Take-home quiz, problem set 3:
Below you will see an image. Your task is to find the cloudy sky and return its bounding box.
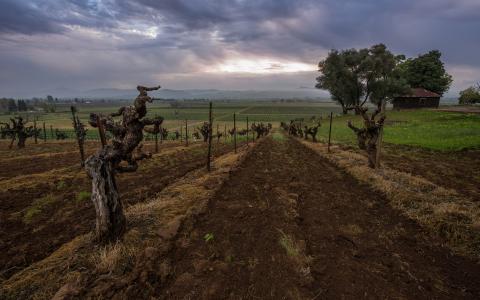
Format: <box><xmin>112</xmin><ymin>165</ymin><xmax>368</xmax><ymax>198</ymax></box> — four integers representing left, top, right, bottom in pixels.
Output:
<box><xmin>0</xmin><ymin>0</ymin><xmax>479</xmax><ymax>98</ymax></box>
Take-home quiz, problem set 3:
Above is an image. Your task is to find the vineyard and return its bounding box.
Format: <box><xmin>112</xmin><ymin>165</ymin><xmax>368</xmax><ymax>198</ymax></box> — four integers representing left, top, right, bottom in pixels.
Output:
<box><xmin>1</xmin><ymin>99</ymin><xmax>480</xmax><ymax>299</ymax></box>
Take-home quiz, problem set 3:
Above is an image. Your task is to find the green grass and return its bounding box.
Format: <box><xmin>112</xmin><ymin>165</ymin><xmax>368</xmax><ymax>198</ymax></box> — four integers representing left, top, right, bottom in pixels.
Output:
<box><xmin>76</xmin><ymin>191</ymin><xmax>91</xmax><ymax>203</ymax></box>
<box><xmin>272</xmin><ymin>132</ymin><xmax>286</xmax><ymax>141</ymax></box>
<box><xmin>2</xmin><ymin>101</ymin><xmax>478</xmax><ymax>151</ymax></box>
<box><xmin>316</xmin><ymin>110</ymin><xmax>480</xmax><ymax>151</ymax></box>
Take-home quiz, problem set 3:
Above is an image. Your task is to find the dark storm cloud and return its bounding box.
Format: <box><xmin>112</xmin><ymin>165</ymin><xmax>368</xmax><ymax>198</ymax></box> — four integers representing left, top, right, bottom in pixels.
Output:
<box><xmin>0</xmin><ymin>0</ymin><xmax>63</xmax><ymax>34</ymax></box>
<box><xmin>0</xmin><ymin>0</ymin><xmax>479</xmax><ymax>97</ymax></box>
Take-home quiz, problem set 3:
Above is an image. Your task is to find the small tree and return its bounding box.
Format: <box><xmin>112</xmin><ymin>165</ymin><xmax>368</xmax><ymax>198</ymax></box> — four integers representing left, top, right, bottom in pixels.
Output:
<box><xmin>459</xmin><ymin>84</ymin><xmax>480</xmax><ymax>104</ymax></box>
<box><xmin>85</xmin><ymin>85</ymin><xmax>163</xmax><ymax>243</ymax></box>
<box><xmin>7</xmin><ymin>99</ymin><xmax>17</xmax><ymax>112</ymax></box>
<box><xmin>17</xmin><ymin>100</ymin><xmax>28</xmax><ymax>111</ymax></box>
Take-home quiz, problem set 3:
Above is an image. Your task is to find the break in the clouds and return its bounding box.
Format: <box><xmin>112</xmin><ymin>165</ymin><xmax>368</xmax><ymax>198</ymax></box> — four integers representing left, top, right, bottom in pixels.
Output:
<box><xmin>0</xmin><ymin>0</ymin><xmax>479</xmax><ymax>98</ymax></box>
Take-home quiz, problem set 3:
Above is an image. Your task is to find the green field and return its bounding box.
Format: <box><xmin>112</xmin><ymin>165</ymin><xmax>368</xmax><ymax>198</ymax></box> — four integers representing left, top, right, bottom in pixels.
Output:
<box><xmin>1</xmin><ymin>101</ymin><xmax>479</xmax><ymax>150</ymax></box>
<box><xmin>316</xmin><ymin>110</ymin><xmax>480</xmax><ymax>151</ymax></box>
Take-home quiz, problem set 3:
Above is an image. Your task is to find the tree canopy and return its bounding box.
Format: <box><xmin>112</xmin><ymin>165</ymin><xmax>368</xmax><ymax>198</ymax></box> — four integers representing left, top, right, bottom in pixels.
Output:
<box><xmin>459</xmin><ymin>85</ymin><xmax>480</xmax><ymax>104</ymax></box>
<box><xmin>398</xmin><ymin>50</ymin><xmax>452</xmax><ymax>96</ymax></box>
<box><xmin>316</xmin><ymin>44</ymin><xmax>408</xmax><ymax>114</ymax></box>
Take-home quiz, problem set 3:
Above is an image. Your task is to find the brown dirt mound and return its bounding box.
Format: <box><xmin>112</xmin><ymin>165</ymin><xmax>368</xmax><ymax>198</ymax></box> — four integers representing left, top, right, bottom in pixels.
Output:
<box><xmin>157</xmin><ymin>136</ymin><xmax>480</xmax><ymax>299</ymax></box>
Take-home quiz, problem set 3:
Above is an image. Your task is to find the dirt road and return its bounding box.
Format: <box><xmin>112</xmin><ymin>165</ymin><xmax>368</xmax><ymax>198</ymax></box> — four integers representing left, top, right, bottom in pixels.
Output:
<box><xmin>158</xmin><ymin>135</ymin><xmax>480</xmax><ymax>299</ymax></box>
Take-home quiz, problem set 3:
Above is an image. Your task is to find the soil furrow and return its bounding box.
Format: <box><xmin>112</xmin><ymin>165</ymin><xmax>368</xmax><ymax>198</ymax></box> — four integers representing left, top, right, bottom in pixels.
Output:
<box><xmin>0</xmin><ymin>142</ymin><xmax>238</xmax><ymax>280</ymax></box>
<box><xmin>157</xmin><ymin>135</ymin><xmax>480</xmax><ymax>299</ymax></box>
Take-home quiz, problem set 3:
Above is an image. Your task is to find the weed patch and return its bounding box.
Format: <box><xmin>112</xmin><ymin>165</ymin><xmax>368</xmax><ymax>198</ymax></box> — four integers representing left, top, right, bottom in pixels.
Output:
<box><xmin>76</xmin><ymin>191</ymin><xmax>91</xmax><ymax>203</ymax></box>
<box><xmin>23</xmin><ymin>194</ymin><xmax>57</xmax><ymax>224</ymax></box>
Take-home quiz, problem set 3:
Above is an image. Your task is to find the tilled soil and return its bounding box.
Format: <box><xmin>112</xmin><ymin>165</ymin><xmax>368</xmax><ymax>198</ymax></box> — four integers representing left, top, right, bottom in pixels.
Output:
<box><xmin>381</xmin><ymin>145</ymin><xmax>480</xmax><ymax>201</ymax></box>
<box><xmin>159</xmin><ymin>136</ymin><xmax>480</xmax><ymax>299</ymax></box>
<box><xmin>0</xmin><ymin>141</ymin><xmax>237</xmax><ymax>279</ymax></box>
<box><xmin>0</xmin><ymin>141</ymin><xmax>184</xmax><ymax>180</ymax></box>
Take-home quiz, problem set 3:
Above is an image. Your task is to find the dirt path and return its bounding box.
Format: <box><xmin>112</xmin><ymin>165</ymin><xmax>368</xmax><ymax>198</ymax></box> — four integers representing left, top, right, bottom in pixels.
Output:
<box><xmin>158</xmin><ymin>135</ymin><xmax>480</xmax><ymax>299</ymax></box>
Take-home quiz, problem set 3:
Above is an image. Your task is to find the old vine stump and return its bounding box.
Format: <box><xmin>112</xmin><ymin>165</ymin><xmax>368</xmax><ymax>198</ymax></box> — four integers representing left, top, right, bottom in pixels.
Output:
<box><xmin>85</xmin><ymin>151</ymin><xmax>126</xmax><ymax>242</ymax></box>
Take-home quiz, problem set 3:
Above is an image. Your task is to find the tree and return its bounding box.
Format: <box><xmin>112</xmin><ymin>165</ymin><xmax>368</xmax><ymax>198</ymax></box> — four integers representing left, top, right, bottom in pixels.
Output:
<box><xmin>399</xmin><ymin>50</ymin><xmax>452</xmax><ymax>95</ymax></box>
<box><xmin>42</xmin><ymin>102</ymin><xmax>56</xmax><ymax>113</ymax></box>
<box><xmin>459</xmin><ymin>84</ymin><xmax>480</xmax><ymax>104</ymax></box>
<box><xmin>316</xmin><ymin>49</ymin><xmax>363</xmax><ymax>114</ymax></box>
<box><xmin>7</xmin><ymin>99</ymin><xmax>17</xmax><ymax>112</ymax></box>
<box><xmin>316</xmin><ymin>44</ymin><xmax>408</xmax><ymax>114</ymax></box>
<box><xmin>17</xmin><ymin>100</ymin><xmax>27</xmax><ymax>111</ymax></box>
<box><xmin>46</xmin><ymin>95</ymin><xmax>54</xmax><ymax>102</ymax></box>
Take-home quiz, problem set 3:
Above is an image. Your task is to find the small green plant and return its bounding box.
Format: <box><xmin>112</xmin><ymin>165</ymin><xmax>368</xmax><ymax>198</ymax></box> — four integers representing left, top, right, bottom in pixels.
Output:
<box><xmin>278</xmin><ymin>230</ymin><xmax>299</xmax><ymax>257</ymax></box>
<box><xmin>23</xmin><ymin>194</ymin><xmax>57</xmax><ymax>224</ymax></box>
<box><xmin>76</xmin><ymin>191</ymin><xmax>91</xmax><ymax>203</ymax></box>
<box><xmin>56</xmin><ymin>180</ymin><xmax>66</xmax><ymax>190</ymax></box>
<box><xmin>204</xmin><ymin>233</ymin><xmax>214</xmax><ymax>243</ymax></box>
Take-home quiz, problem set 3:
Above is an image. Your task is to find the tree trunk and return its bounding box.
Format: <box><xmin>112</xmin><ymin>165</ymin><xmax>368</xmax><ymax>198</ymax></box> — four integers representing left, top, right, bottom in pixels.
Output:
<box><xmin>85</xmin><ymin>154</ymin><xmax>126</xmax><ymax>243</ymax></box>
<box><xmin>366</xmin><ymin>143</ymin><xmax>377</xmax><ymax>168</ymax></box>
<box><xmin>17</xmin><ymin>135</ymin><xmax>26</xmax><ymax>148</ymax></box>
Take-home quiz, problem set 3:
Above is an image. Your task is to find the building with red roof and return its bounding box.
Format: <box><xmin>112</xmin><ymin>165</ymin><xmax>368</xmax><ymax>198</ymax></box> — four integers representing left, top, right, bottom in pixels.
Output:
<box><xmin>393</xmin><ymin>88</ymin><xmax>441</xmax><ymax>109</ymax></box>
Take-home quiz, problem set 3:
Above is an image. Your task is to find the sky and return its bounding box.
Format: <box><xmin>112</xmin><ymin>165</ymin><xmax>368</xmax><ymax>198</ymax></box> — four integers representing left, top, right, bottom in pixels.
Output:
<box><xmin>0</xmin><ymin>0</ymin><xmax>479</xmax><ymax>98</ymax></box>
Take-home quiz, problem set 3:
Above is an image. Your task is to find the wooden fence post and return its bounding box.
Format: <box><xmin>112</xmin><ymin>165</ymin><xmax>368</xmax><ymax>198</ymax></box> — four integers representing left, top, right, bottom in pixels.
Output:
<box><xmin>246</xmin><ymin>116</ymin><xmax>249</xmax><ymax>146</ymax></box>
<box><xmin>50</xmin><ymin>125</ymin><xmax>53</xmax><ymax>139</ymax></box>
<box><xmin>375</xmin><ymin>100</ymin><xmax>387</xmax><ymax>168</ymax></box>
<box><xmin>71</xmin><ymin>106</ymin><xmax>85</xmax><ymax>166</ymax></box>
<box><xmin>224</xmin><ymin>123</ymin><xmax>227</xmax><ymax>143</ymax></box>
<box><xmin>96</xmin><ymin>115</ymin><xmax>107</xmax><ymax>148</ymax></box>
<box><xmin>33</xmin><ymin>118</ymin><xmax>38</xmax><ymax>144</ymax></box>
<box><xmin>43</xmin><ymin>122</ymin><xmax>47</xmax><ymax>142</ymax></box>
<box><xmin>207</xmin><ymin>102</ymin><xmax>213</xmax><ymax>171</ymax></box>
<box><xmin>185</xmin><ymin>119</ymin><xmax>189</xmax><ymax>147</ymax></box>
<box><xmin>328</xmin><ymin>112</ymin><xmax>333</xmax><ymax>153</ymax></box>
<box><xmin>180</xmin><ymin>126</ymin><xmax>183</xmax><ymax>142</ymax></box>
<box><xmin>161</xmin><ymin>125</ymin><xmax>164</xmax><ymax>144</ymax></box>
<box><xmin>233</xmin><ymin>113</ymin><xmax>237</xmax><ymax>153</ymax></box>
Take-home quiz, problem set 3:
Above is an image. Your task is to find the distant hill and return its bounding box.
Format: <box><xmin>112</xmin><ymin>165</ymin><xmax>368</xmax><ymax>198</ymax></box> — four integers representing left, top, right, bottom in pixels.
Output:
<box><xmin>54</xmin><ymin>88</ymin><xmax>330</xmax><ymax>101</ymax></box>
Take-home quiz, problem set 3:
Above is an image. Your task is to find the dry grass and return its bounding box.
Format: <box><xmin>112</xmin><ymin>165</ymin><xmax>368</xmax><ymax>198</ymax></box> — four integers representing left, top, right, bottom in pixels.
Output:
<box><xmin>278</xmin><ymin>229</ymin><xmax>313</xmax><ymax>279</ymax></box>
<box><xmin>301</xmin><ymin>140</ymin><xmax>480</xmax><ymax>260</ymax></box>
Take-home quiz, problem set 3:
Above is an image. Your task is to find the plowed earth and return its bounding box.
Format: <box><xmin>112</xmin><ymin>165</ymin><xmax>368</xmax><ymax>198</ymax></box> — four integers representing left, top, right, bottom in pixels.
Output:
<box><xmin>158</xmin><ymin>136</ymin><xmax>480</xmax><ymax>299</ymax></box>
<box><xmin>0</xmin><ymin>141</ymin><xmax>237</xmax><ymax>280</ymax></box>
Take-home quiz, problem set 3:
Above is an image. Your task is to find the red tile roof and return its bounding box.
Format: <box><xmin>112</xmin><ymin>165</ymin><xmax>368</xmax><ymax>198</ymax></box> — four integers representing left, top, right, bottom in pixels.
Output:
<box><xmin>403</xmin><ymin>88</ymin><xmax>441</xmax><ymax>98</ymax></box>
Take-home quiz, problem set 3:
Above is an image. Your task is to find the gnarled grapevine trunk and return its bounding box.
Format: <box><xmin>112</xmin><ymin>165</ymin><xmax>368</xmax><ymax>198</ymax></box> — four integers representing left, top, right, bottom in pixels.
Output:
<box><xmin>85</xmin><ymin>152</ymin><xmax>126</xmax><ymax>243</ymax></box>
<box><xmin>347</xmin><ymin>105</ymin><xmax>385</xmax><ymax>169</ymax></box>
<box><xmin>85</xmin><ymin>85</ymin><xmax>163</xmax><ymax>243</ymax></box>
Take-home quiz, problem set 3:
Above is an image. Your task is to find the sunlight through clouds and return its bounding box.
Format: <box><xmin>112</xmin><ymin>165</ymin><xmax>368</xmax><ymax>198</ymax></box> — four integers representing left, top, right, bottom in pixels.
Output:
<box><xmin>212</xmin><ymin>59</ymin><xmax>315</xmax><ymax>74</ymax></box>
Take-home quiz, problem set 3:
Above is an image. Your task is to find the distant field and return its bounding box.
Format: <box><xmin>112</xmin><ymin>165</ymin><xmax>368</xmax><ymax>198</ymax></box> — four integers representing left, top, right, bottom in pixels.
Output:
<box><xmin>1</xmin><ymin>101</ymin><xmax>479</xmax><ymax>150</ymax></box>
